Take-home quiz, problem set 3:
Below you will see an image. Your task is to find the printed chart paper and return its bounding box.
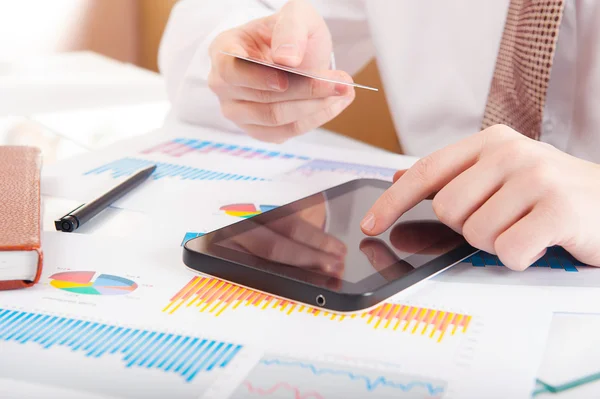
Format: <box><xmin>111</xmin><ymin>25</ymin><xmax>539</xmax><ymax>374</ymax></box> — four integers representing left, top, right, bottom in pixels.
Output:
<box><xmin>0</xmin><ymin>233</ymin><xmax>552</xmax><ymax>399</ymax></box>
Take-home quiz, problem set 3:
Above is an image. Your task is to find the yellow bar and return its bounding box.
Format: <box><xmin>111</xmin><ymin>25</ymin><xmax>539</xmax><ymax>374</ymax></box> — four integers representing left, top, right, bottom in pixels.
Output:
<box><xmin>167</xmin><ymin>278</ymin><xmax>206</xmax><ymax>314</ymax></box>
<box><xmin>384</xmin><ymin>305</ymin><xmax>401</xmax><ymax>329</ymax></box>
<box><xmin>199</xmin><ymin>281</ymin><xmax>226</xmax><ymax>312</ymax></box>
<box><xmin>163</xmin><ymin>277</ymin><xmax>200</xmax><ymax>312</ymax></box>
<box><xmin>215</xmin><ymin>287</ymin><xmax>241</xmax><ymax>317</ymax></box>
<box><xmin>287</xmin><ymin>304</ymin><xmax>297</xmax><ymax>315</ymax></box>
<box><xmin>403</xmin><ymin>307</ymin><xmax>419</xmax><ymax>331</ymax></box>
<box><xmin>437</xmin><ymin>312</ymin><xmax>453</xmax><ymax>343</ymax></box>
<box><xmin>374</xmin><ymin>304</ymin><xmax>392</xmax><ymax>329</ymax></box>
<box><xmin>254</xmin><ymin>294</ymin><xmax>267</xmax><ymax>308</ymax></box>
<box><xmin>230</xmin><ymin>288</ymin><xmax>249</xmax><ymax>309</ymax></box>
<box><xmin>261</xmin><ymin>297</ymin><xmax>272</xmax><ymax>309</ymax></box>
<box><xmin>463</xmin><ymin>315</ymin><xmax>472</xmax><ymax>333</ymax></box>
<box><xmin>194</xmin><ymin>279</ymin><xmax>219</xmax><ymax>307</ymax></box>
<box><xmin>244</xmin><ymin>291</ymin><xmax>258</xmax><ymax>307</ymax></box>
<box><xmin>412</xmin><ymin>308</ymin><xmax>428</xmax><ymax>334</ymax></box>
<box><xmin>421</xmin><ymin>310</ymin><xmax>436</xmax><ymax>335</ymax></box>
<box><xmin>185</xmin><ymin>278</ymin><xmax>210</xmax><ymax>308</ymax></box>
<box><xmin>393</xmin><ymin>306</ymin><xmax>409</xmax><ymax>331</ymax></box>
<box><xmin>430</xmin><ymin>311</ymin><xmax>446</xmax><ymax>338</ymax></box>
<box><xmin>211</xmin><ymin>285</ymin><xmax>238</xmax><ymax>314</ymax></box>
<box><xmin>452</xmin><ymin>314</ymin><xmax>464</xmax><ymax>335</ymax></box>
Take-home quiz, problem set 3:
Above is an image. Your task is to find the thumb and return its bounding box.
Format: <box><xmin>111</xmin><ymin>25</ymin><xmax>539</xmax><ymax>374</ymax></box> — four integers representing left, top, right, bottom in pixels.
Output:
<box><xmin>271</xmin><ymin>0</ymin><xmax>320</xmax><ymax>67</ymax></box>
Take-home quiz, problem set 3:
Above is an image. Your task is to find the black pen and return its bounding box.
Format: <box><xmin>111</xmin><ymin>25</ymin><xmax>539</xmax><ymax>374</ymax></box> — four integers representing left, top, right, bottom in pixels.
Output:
<box><xmin>55</xmin><ymin>164</ymin><xmax>157</xmax><ymax>232</ymax></box>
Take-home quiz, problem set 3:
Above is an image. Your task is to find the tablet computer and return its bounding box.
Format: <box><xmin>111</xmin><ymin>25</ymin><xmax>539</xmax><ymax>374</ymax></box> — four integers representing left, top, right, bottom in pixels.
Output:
<box><xmin>183</xmin><ymin>179</ymin><xmax>476</xmax><ymax>313</ymax></box>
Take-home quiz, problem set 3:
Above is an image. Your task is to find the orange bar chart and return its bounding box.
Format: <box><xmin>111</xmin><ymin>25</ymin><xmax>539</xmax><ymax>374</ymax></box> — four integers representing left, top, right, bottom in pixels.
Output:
<box><xmin>163</xmin><ymin>277</ymin><xmax>472</xmax><ymax>343</ymax></box>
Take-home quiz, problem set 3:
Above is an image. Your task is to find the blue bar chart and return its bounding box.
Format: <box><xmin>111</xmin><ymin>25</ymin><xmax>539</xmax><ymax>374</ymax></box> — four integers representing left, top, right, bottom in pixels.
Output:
<box><xmin>465</xmin><ymin>247</ymin><xmax>584</xmax><ymax>272</ymax></box>
<box><xmin>181</xmin><ymin>232</ymin><xmax>205</xmax><ymax>246</ymax></box>
<box><xmin>0</xmin><ymin>308</ymin><xmax>242</xmax><ymax>384</ymax></box>
<box><xmin>142</xmin><ymin>138</ymin><xmax>310</xmax><ymax>162</ymax></box>
<box><xmin>84</xmin><ymin>157</ymin><xmax>266</xmax><ymax>182</ymax></box>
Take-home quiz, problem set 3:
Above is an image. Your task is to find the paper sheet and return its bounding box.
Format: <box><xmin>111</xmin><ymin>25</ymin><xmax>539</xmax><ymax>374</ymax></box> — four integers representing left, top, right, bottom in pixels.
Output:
<box><xmin>0</xmin><ymin>233</ymin><xmax>552</xmax><ymax>399</ymax></box>
<box><xmin>534</xmin><ymin>313</ymin><xmax>600</xmax><ymax>398</ymax></box>
<box><xmin>42</xmin><ymin>126</ymin><xmax>415</xmax><ymax>215</ymax></box>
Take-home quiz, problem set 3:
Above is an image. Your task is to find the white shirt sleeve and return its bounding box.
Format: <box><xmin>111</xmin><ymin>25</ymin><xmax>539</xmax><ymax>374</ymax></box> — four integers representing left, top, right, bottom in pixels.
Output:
<box><xmin>158</xmin><ymin>0</ymin><xmax>373</xmax><ymax>131</ymax></box>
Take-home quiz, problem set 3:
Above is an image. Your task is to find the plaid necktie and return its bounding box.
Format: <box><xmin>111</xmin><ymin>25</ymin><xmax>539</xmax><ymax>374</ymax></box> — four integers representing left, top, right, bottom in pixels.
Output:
<box><xmin>481</xmin><ymin>0</ymin><xmax>566</xmax><ymax>140</ymax></box>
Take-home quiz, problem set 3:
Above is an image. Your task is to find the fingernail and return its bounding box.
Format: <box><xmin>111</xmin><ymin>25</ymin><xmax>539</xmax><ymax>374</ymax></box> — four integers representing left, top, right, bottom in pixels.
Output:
<box><xmin>361</xmin><ymin>213</ymin><xmax>376</xmax><ymax>232</ymax></box>
<box><xmin>334</xmin><ymin>83</ymin><xmax>347</xmax><ymax>96</ymax></box>
<box><xmin>267</xmin><ymin>72</ymin><xmax>282</xmax><ymax>91</ymax></box>
<box><xmin>275</xmin><ymin>44</ymin><xmax>299</xmax><ymax>60</ymax></box>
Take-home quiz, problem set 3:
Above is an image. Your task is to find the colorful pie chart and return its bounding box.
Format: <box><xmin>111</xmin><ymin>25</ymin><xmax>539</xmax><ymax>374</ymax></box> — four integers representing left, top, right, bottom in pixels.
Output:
<box><xmin>220</xmin><ymin>203</ymin><xmax>278</xmax><ymax>218</ymax></box>
<box><xmin>49</xmin><ymin>271</ymin><xmax>138</xmax><ymax>296</ymax></box>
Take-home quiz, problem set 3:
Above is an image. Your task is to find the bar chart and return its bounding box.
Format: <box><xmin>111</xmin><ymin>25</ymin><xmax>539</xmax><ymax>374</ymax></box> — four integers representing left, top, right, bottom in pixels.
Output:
<box><xmin>142</xmin><ymin>138</ymin><xmax>310</xmax><ymax>161</ymax></box>
<box><xmin>465</xmin><ymin>247</ymin><xmax>584</xmax><ymax>272</ymax></box>
<box><xmin>163</xmin><ymin>276</ymin><xmax>471</xmax><ymax>343</ymax></box>
<box><xmin>0</xmin><ymin>308</ymin><xmax>242</xmax><ymax>383</ymax></box>
<box><xmin>84</xmin><ymin>157</ymin><xmax>266</xmax><ymax>182</ymax></box>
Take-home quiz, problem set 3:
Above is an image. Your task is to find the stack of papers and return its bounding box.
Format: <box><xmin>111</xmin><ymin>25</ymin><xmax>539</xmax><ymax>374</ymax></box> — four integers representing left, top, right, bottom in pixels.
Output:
<box><xmin>1</xmin><ymin>125</ymin><xmax>598</xmax><ymax>399</ymax></box>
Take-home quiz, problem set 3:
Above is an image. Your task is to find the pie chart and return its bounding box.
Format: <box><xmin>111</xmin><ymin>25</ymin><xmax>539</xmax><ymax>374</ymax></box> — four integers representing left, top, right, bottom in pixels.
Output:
<box><xmin>49</xmin><ymin>271</ymin><xmax>138</xmax><ymax>296</ymax></box>
<box><xmin>220</xmin><ymin>203</ymin><xmax>278</xmax><ymax>218</ymax></box>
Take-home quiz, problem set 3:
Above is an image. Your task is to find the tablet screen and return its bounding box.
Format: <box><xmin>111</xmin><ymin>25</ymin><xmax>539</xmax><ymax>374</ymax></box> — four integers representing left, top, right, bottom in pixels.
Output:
<box><xmin>190</xmin><ymin>180</ymin><xmax>466</xmax><ymax>293</ymax></box>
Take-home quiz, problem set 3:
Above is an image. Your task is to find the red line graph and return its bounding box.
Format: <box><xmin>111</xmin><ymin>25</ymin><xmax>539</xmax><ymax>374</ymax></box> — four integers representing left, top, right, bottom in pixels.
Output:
<box><xmin>243</xmin><ymin>381</ymin><xmax>324</xmax><ymax>399</ymax></box>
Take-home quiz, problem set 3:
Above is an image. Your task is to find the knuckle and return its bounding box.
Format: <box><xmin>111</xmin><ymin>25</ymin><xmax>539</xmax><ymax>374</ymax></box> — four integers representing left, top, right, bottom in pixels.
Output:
<box><xmin>527</xmin><ymin>162</ymin><xmax>557</xmax><ymax>189</ymax></box>
<box><xmin>284</xmin><ymin>121</ymin><xmax>304</xmax><ymax>137</ymax></box>
<box><xmin>498</xmin><ymin>139</ymin><xmax>532</xmax><ymax>161</ymax></box>
<box><xmin>432</xmin><ymin>196</ymin><xmax>453</xmax><ymax>226</ymax></box>
<box><xmin>380</xmin><ymin>189</ymin><xmax>399</xmax><ymax>210</ymax></box>
<box><xmin>263</xmin><ymin>103</ymin><xmax>284</xmax><ymax>126</ymax></box>
<box><xmin>488</xmin><ymin>123</ymin><xmax>518</xmax><ymax>137</ymax></box>
<box><xmin>410</xmin><ymin>155</ymin><xmax>438</xmax><ymax>187</ymax></box>
<box><xmin>462</xmin><ymin>219</ymin><xmax>488</xmax><ymax>249</ymax></box>
<box><xmin>255</xmin><ymin>89</ymin><xmax>272</xmax><ymax>103</ymax></box>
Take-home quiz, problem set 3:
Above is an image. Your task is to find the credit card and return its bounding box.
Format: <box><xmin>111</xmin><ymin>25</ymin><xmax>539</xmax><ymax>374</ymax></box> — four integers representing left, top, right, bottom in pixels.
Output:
<box><xmin>220</xmin><ymin>50</ymin><xmax>379</xmax><ymax>92</ymax></box>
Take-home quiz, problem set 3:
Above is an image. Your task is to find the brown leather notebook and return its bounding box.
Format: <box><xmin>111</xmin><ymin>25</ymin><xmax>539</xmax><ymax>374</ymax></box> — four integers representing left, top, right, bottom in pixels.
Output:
<box><xmin>0</xmin><ymin>146</ymin><xmax>43</xmax><ymax>290</ymax></box>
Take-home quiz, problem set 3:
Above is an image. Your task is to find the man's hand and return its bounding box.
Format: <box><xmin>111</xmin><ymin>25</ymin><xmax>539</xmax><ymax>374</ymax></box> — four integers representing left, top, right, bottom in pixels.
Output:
<box><xmin>361</xmin><ymin>124</ymin><xmax>600</xmax><ymax>271</ymax></box>
<box><xmin>208</xmin><ymin>0</ymin><xmax>355</xmax><ymax>143</ymax></box>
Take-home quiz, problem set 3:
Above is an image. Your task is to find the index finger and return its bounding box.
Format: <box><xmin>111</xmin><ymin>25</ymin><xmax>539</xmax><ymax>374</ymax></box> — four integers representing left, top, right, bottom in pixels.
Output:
<box><xmin>361</xmin><ymin>132</ymin><xmax>488</xmax><ymax>236</ymax></box>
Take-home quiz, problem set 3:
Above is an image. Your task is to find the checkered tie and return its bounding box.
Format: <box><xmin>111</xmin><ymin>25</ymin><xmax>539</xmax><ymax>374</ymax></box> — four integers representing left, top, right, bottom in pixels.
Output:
<box><xmin>481</xmin><ymin>0</ymin><xmax>566</xmax><ymax>140</ymax></box>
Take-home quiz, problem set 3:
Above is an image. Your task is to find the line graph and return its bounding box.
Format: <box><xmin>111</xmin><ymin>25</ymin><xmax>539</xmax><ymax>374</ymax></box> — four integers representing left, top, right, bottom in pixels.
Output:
<box><xmin>164</xmin><ymin>276</ymin><xmax>471</xmax><ymax>343</ymax></box>
<box><xmin>232</xmin><ymin>355</ymin><xmax>446</xmax><ymax>398</ymax></box>
<box><xmin>287</xmin><ymin>159</ymin><xmax>397</xmax><ymax>180</ymax></box>
<box><xmin>242</xmin><ymin>381</ymin><xmax>324</xmax><ymax>399</ymax></box>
